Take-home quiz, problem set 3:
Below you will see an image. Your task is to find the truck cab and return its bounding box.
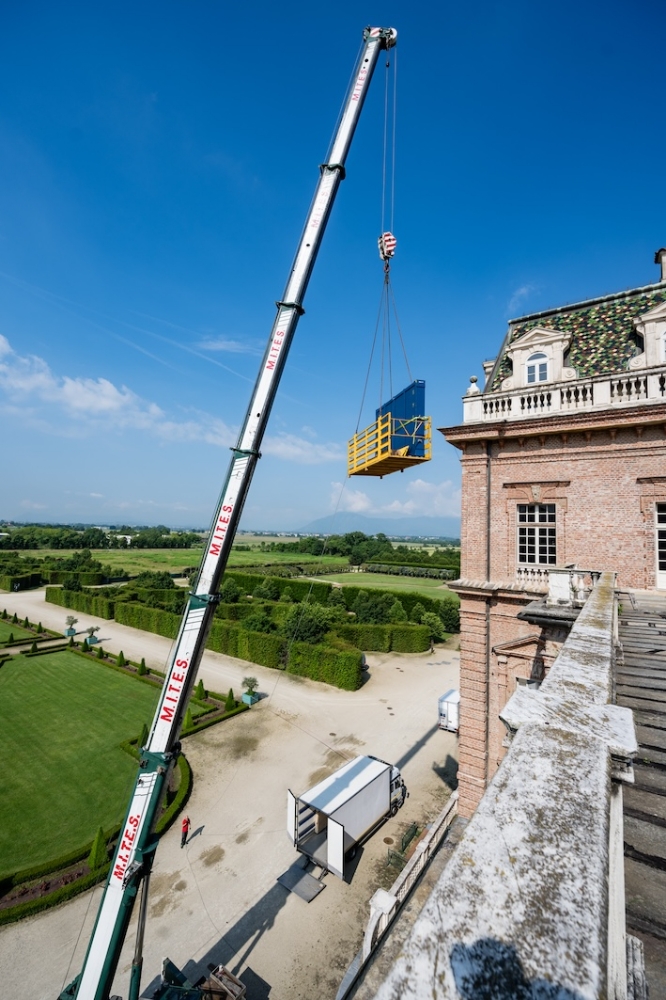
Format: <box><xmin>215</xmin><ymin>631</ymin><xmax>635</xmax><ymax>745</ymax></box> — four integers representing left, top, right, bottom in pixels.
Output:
<box><xmin>390</xmin><ymin>766</ymin><xmax>407</xmax><ymax>815</ymax></box>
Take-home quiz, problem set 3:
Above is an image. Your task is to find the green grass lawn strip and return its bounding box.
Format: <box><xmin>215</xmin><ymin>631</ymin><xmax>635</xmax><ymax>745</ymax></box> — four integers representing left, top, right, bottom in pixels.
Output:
<box><xmin>0</xmin><ymin>651</ymin><xmax>159</xmax><ymax>878</ymax></box>
<box><xmin>316</xmin><ymin>572</ymin><xmax>461</xmax><ymax>603</ymax></box>
<box><xmin>0</xmin><ymin>621</ymin><xmax>34</xmax><ymax>643</ymax></box>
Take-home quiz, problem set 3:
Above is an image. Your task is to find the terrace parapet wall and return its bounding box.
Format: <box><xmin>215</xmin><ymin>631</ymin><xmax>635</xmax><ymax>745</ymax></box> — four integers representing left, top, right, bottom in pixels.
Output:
<box><xmin>370</xmin><ymin>572</ymin><xmax>642</xmax><ymax>1000</ymax></box>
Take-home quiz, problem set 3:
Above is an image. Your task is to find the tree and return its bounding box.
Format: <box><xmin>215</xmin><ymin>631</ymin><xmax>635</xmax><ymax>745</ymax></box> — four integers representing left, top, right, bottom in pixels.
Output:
<box><xmin>241</xmin><ymin>609</ymin><xmax>275</xmax><ymax>633</ymax></box>
<box><xmin>410</xmin><ymin>602</ymin><xmax>426</xmax><ymax>624</ymax></box>
<box><xmin>7</xmin><ymin>632</ymin><xmax>13</xmax><ymax>643</ymax></box>
<box><xmin>65</xmin><ymin>615</ymin><xmax>78</xmax><ymax>629</ymax></box>
<box><xmin>195</xmin><ymin>678</ymin><xmax>206</xmax><ymax>700</ymax></box>
<box><xmin>96</xmin><ymin>645</ymin><xmax>105</xmax><ymax>659</ymax></box>
<box><xmin>30</xmin><ymin>641</ymin><xmax>37</xmax><ymax>652</ymax></box>
<box><xmin>254</xmin><ymin>577</ymin><xmax>280</xmax><ymax>601</ymax></box>
<box><xmin>327</xmin><ymin>587</ymin><xmax>347</xmax><ymax>609</ymax></box>
<box><xmin>388</xmin><ymin>599</ymin><xmax>408</xmax><ymax>623</ymax></box>
<box><xmin>242</xmin><ymin>677</ymin><xmax>258</xmax><ymax>696</ymax></box>
<box><xmin>421</xmin><ymin>611</ymin><xmax>446</xmax><ymax>642</ymax></box>
<box><xmin>225</xmin><ymin>688</ymin><xmax>236</xmax><ymax>712</ymax></box>
<box><xmin>86</xmin><ymin>626</ymin><xmax>100</xmax><ymax>638</ymax></box>
<box><xmin>37</xmin><ymin>622</ymin><xmax>43</xmax><ymax>633</ymax></box>
<box><xmin>281</xmin><ymin>603</ymin><xmax>331</xmax><ymax>644</ymax></box>
<box><xmin>116</xmin><ymin>650</ymin><xmax>126</xmax><ymax>667</ymax></box>
<box><xmin>22</xmin><ymin>616</ymin><xmax>29</xmax><ymax>628</ymax></box>
<box><xmin>12</xmin><ymin>613</ymin><xmax>18</xmax><ymax>624</ymax></box>
<box><xmin>137</xmin><ymin>658</ymin><xmax>147</xmax><ymax>676</ymax></box>
<box><xmin>220</xmin><ymin>578</ymin><xmax>241</xmax><ymax>603</ymax></box>
<box><xmin>87</xmin><ymin>827</ymin><xmax>108</xmax><ymax>870</ymax></box>
<box><xmin>281</xmin><ymin>587</ymin><xmax>294</xmax><ymax>603</ymax></box>
<box><xmin>184</xmin><ymin>707</ymin><xmax>194</xmax><ymax>731</ymax></box>
<box><xmin>82</xmin><ymin>638</ymin><xmax>89</xmax><ymax>651</ymax></box>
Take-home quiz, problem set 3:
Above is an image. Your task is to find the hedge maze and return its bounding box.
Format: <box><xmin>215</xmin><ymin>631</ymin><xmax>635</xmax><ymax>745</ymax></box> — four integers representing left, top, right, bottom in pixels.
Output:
<box><xmin>46</xmin><ymin>569</ymin><xmax>460</xmax><ymax>692</ymax></box>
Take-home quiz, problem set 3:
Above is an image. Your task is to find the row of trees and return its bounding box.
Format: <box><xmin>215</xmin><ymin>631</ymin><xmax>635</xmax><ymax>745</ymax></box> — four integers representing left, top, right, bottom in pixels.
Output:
<box><xmin>256</xmin><ymin>531</ymin><xmax>460</xmax><ymax>569</ymax></box>
<box><xmin>0</xmin><ymin>523</ymin><xmax>202</xmax><ymax>550</ymax></box>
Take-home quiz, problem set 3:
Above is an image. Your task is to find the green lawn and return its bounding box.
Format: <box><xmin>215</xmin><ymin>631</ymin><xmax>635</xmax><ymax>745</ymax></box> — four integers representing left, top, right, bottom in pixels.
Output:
<box><xmin>0</xmin><ymin>620</ymin><xmax>33</xmax><ymax>643</ymax></box>
<box><xmin>56</xmin><ymin>547</ymin><xmax>349</xmax><ymax>576</ymax></box>
<box><xmin>316</xmin><ymin>572</ymin><xmax>460</xmax><ymax>604</ymax></box>
<box><xmin>0</xmin><ymin>651</ymin><xmax>160</xmax><ymax>877</ymax></box>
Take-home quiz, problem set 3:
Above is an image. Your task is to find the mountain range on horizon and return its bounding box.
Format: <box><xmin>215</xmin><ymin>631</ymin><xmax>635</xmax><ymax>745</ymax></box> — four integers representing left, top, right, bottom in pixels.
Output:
<box><xmin>295</xmin><ymin>512</ymin><xmax>461</xmax><ymax>540</ymax></box>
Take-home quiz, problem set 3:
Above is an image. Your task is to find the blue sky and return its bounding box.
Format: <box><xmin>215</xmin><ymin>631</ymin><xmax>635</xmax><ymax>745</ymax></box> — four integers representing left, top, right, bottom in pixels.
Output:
<box><xmin>1</xmin><ymin>0</ymin><xmax>664</xmax><ymax>531</ymax></box>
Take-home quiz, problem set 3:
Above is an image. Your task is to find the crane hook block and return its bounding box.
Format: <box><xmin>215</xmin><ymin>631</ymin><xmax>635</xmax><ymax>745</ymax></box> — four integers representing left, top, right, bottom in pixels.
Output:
<box><xmin>378</xmin><ymin>232</ymin><xmax>397</xmax><ymax>261</ymax></box>
<box><xmin>348</xmin><ymin>380</ymin><xmax>432</xmax><ymax>477</ymax></box>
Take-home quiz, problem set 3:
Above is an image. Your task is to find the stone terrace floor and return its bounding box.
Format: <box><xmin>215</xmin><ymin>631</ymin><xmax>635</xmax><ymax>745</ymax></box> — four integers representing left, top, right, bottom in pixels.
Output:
<box><xmin>617</xmin><ymin>589</ymin><xmax>666</xmax><ymax>997</ymax></box>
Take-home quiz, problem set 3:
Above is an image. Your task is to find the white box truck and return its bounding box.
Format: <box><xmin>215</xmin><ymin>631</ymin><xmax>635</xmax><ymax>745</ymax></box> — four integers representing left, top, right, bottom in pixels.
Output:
<box><xmin>438</xmin><ymin>689</ymin><xmax>460</xmax><ymax>732</ymax></box>
<box><xmin>287</xmin><ymin>755</ymin><xmax>407</xmax><ymax>879</ymax></box>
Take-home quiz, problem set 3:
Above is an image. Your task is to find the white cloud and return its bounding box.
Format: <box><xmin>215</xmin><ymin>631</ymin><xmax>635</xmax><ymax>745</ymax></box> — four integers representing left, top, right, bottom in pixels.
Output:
<box><xmin>332</xmin><ymin>478</ymin><xmax>460</xmax><ymax>518</ymax></box>
<box><xmin>263</xmin><ymin>433</ymin><xmax>343</xmax><ymax>465</ymax></box>
<box><xmin>330</xmin><ymin>482</ymin><xmax>373</xmax><ymax>513</ymax></box>
<box><xmin>0</xmin><ymin>336</ymin><xmax>342</xmax><ymax>464</ymax></box>
<box><xmin>0</xmin><ymin>336</ymin><xmax>236</xmax><ymax>445</ymax></box>
<box><xmin>21</xmin><ymin>499</ymin><xmax>47</xmax><ymax>509</ymax></box>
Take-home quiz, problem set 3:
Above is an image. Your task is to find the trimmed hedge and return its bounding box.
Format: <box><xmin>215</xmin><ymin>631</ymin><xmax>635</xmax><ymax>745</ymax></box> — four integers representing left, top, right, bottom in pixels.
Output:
<box><xmin>0</xmin><ymin>864</ymin><xmax>110</xmax><ymax>926</ymax></box>
<box><xmin>44</xmin><ymin>588</ymin><xmax>115</xmax><ymax>619</ymax></box>
<box><xmin>46</xmin><ymin>571</ymin><xmax>104</xmax><ymax>586</ymax></box>
<box><xmin>340</xmin><ymin>585</ymin><xmax>460</xmax><ymax>630</ymax></box>
<box><xmin>224</xmin><ymin>571</ymin><xmax>332</xmax><ymax>604</ymax></box>
<box><xmin>287</xmin><ymin>642</ymin><xmax>363</xmax><ymax>690</ymax></box>
<box><xmin>155</xmin><ymin>754</ymin><xmax>192</xmax><ymax>836</ymax></box>
<box><xmin>0</xmin><ymin>573</ymin><xmax>42</xmax><ymax>592</ymax></box>
<box><xmin>114</xmin><ymin>602</ymin><xmax>180</xmax><ymax>639</ymax></box>
<box><xmin>207</xmin><ymin>620</ymin><xmax>286</xmax><ymax>669</ymax></box>
<box><xmin>335</xmin><ymin>623</ymin><xmax>431</xmax><ymax>653</ymax></box>
<box><xmin>181</xmin><ymin>702</ymin><xmax>249</xmax><ymax>738</ymax></box>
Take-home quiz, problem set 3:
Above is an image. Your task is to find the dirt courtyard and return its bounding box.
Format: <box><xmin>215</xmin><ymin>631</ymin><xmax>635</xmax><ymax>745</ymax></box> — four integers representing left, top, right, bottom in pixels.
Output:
<box><xmin>0</xmin><ymin>589</ymin><xmax>459</xmax><ymax>1000</ymax></box>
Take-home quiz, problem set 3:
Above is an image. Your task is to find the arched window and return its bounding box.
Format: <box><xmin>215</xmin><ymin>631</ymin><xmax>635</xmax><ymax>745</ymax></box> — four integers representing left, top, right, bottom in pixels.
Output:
<box><xmin>526</xmin><ymin>352</ymin><xmax>548</xmax><ymax>384</ymax></box>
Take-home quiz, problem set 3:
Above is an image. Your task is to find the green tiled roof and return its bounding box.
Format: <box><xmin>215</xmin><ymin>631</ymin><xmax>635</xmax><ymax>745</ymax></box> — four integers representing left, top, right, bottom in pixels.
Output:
<box><xmin>489</xmin><ymin>285</ymin><xmax>666</xmax><ymax>391</ymax></box>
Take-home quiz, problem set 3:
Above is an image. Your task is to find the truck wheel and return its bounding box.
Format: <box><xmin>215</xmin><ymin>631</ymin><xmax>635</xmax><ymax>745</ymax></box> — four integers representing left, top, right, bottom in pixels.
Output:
<box><xmin>390</xmin><ymin>802</ymin><xmax>399</xmax><ymax>817</ymax></box>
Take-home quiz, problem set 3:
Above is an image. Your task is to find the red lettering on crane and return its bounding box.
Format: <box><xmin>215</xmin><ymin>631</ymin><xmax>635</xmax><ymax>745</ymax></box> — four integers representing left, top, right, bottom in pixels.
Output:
<box><xmin>112</xmin><ymin>814</ymin><xmax>141</xmax><ymax>882</ymax></box>
<box><xmin>160</xmin><ymin>704</ymin><xmax>175</xmax><ymax>722</ymax></box>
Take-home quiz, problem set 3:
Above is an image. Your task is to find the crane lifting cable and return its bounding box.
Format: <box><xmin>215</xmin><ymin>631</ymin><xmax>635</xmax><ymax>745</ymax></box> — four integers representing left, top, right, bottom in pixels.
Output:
<box><xmin>347</xmin><ymin>59</ymin><xmax>431</xmax><ymax>479</ymax></box>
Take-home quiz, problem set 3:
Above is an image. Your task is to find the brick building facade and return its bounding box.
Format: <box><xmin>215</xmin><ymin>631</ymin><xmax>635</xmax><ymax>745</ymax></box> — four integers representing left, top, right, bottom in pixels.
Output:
<box><xmin>442</xmin><ymin>249</ymin><xmax>666</xmax><ymax>817</ymax></box>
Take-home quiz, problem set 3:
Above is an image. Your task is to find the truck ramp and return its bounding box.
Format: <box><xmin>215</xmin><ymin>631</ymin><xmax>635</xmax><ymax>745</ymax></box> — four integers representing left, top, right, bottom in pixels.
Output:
<box><xmin>277</xmin><ymin>861</ymin><xmax>326</xmax><ymax>903</ymax></box>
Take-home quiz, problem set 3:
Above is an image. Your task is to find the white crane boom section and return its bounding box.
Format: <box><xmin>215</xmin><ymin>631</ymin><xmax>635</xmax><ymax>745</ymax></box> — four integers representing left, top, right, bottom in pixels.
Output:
<box><xmin>64</xmin><ymin>25</ymin><xmax>396</xmax><ymax>1000</ymax></box>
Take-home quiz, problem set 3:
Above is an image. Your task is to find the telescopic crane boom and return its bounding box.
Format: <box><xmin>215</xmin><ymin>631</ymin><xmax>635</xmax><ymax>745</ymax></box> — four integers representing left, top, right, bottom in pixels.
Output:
<box><xmin>60</xmin><ymin>25</ymin><xmax>397</xmax><ymax>1000</ymax></box>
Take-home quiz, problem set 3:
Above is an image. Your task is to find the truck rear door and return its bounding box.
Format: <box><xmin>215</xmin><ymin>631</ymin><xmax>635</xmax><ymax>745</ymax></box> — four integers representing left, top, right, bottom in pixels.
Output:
<box><xmin>328</xmin><ymin>818</ymin><xmax>345</xmax><ymax>879</ymax></box>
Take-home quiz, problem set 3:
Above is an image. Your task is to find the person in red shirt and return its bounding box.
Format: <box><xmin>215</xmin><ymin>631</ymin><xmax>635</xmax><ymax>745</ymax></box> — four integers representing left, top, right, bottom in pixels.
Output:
<box><xmin>181</xmin><ymin>815</ymin><xmax>191</xmax><ymax>848</ymax></box>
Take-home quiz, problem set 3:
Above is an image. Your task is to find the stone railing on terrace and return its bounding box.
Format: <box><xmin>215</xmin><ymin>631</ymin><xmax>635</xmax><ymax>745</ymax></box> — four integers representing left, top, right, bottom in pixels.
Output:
<box><xmin>463</xmin><ymin>364</ymin><xmax>666</xmax><ymax>423</ymax></box>
<box><xmin>361</xmin><ymin>572</ymin><xmax>644</xmax><ymax>1000</ymax></box>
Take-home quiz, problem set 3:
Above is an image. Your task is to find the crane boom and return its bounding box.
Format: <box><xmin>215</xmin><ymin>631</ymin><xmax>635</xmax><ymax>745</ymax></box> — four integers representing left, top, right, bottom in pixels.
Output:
<box><xmin>60</xmin><ymin>25</ymin><xmax>396</xmax><ymax>1000</ymax></box>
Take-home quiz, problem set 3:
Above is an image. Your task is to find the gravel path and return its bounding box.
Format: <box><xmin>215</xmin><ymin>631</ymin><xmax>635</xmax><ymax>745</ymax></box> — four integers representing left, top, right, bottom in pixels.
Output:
<box><xmin>0</xmin><ymin>588</ymin><xmax>459</xmax><ymax>1000</ymax></box>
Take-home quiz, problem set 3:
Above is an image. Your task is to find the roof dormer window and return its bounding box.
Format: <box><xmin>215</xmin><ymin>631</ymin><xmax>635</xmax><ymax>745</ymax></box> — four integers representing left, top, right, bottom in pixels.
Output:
<box><xmin>526</xmin><ymin>352</ymin><xmax>548</xmax><ymax>384</ymax></box>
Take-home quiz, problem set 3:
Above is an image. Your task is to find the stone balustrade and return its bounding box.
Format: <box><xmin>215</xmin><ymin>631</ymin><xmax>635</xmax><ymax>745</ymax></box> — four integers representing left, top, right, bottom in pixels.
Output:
<box><xmin>355</xmin><ymin>572</ymin><xmax>644</xmax><ymax>1000</ymax></box>
<box><xmin>463</xmin><ymin>365</ymin><xmax>666</xmax><ymax>424</ymax></box>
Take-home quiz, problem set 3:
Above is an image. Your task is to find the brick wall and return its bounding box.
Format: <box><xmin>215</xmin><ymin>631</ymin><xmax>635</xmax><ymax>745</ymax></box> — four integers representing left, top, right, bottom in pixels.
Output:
<box><xmin>445</xmin><ymin>400</ymin><xmax>666</xmax><ymax>815</ymax></box>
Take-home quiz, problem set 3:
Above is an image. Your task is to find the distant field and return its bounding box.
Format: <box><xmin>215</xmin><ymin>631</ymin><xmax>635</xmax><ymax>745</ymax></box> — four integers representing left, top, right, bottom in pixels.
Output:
<box><xmin>0</xmin><ymin>651</ymin><xmax>160</xmax><ymax>876</ymax></box>
<box><xmin>0</xmin><ymin>620</ymin><xmax>33</xmax><ymax>643</ymax></box>
<box><xmin>316</xmin><ymin>572</ymin><xmax>460</xmax><ymax>603</ymax></box>
<box><xmin>32</xmin><ymin>547</ymin><xmax>348</xmax><ymax>577</ymax></box>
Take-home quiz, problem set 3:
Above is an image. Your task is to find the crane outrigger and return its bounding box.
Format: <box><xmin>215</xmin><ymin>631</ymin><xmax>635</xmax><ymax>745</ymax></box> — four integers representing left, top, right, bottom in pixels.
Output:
<box><xmin>59</xmin><ymin>25</ymin><xmax>397</xmax><ymax>1000</ymax></box>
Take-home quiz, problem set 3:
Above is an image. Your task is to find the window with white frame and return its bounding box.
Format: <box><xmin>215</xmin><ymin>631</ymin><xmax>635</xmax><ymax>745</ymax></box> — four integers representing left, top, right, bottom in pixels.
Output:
<box><xmin>517</xmin><ymin>504</ymin><xmax>556</xmax><ymax>565</ymax></box>
<box><xmin>526</xmin><ymin>352</ymin><xmax>548</xmax><ymax>384</ymax></box>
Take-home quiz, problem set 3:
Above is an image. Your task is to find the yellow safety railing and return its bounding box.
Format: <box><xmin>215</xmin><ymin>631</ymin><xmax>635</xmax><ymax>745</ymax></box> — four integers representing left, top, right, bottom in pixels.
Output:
<box><xmin>348</xmin><ymin>413</ymin><xmax>431</xmax><ymax>477</ymax></box>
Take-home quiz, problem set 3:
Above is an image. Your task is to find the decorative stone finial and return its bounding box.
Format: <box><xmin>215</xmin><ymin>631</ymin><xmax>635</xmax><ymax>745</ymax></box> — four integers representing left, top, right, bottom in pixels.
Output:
<box><xmin>466</xmin><ymin>375</ymin><xmax>481</xmax><ymax>396</ymax></box>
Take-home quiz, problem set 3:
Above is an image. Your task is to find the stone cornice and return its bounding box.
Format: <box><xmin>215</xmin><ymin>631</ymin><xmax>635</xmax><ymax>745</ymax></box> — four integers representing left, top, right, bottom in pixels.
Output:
<box><xmin>441</xmin><ymin>399</ymin><xmax>666</xmax><ymax>447</ymax></box>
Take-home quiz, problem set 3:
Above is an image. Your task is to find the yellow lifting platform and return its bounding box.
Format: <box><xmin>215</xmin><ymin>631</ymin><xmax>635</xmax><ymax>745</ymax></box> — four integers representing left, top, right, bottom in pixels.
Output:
<box><xmin>348</xmin><ymin>379</ymin><xmax>432</xmax><ymax>477</ymax></box>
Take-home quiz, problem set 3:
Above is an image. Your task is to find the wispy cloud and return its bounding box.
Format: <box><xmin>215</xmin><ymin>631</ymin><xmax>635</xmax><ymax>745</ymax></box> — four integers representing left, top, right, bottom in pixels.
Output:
<box><xmin>507</xmin><ymin>283</ymin><xmax>538</xmax><ymax>316</ymax></box>
<box><xmin>198</xmin><ymin>336</ymin><xmax>260</xmax><ymax>355</ymax></box>
<box><xmin>263</xmin><ymin>432</ymin><xmax>343</xmax><ymax>465</ymax></box>
<box><xmin>0</xmin><ymin>336</ymin><xmax>343</xmax><ymax>465</ymax></box>
<box><xmin>330</xmin><ymin>478</ymin><xmax>461</xmax><ymax>518</ymax></box>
